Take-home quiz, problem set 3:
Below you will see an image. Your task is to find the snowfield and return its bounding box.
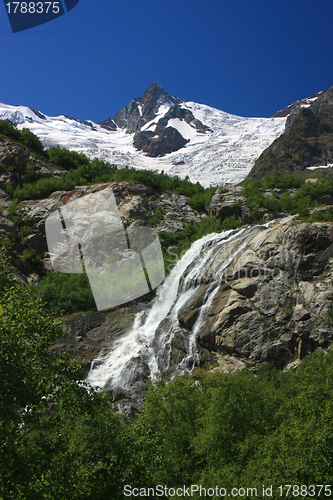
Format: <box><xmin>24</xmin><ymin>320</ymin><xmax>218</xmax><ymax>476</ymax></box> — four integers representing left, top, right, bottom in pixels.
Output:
<box><xmin>0</xmin><ymin>100</ymin><xmax>287</xmax><ymax>187</ymax></box>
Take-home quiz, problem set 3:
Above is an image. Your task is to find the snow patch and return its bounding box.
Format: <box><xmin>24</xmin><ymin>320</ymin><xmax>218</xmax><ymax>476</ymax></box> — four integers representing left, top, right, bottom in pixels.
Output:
<box><xmin>306</xmin><ymin>164</ymin><xmax>333</xmax><ymax>170</ymax></box>
<box><xmin>167</xmin><ymin>118</ymin><xmax>203</xmax><ymax>141</ymax></box>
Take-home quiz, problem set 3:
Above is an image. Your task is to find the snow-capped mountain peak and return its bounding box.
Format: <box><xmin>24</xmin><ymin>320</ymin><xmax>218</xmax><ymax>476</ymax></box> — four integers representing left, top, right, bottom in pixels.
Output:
<box><xmin>0</xmin><ymin>84</ymin><xmax>288</xmax><ymax>186</ymax></box>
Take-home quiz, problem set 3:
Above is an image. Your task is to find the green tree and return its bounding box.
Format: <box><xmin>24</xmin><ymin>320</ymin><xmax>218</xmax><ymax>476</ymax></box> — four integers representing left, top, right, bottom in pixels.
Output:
<box><xmin>0</xmin><ymin>251</ymin><xmax>139</xmax><ymax>499</ymax></box>
<box><xmin>20</xmin><ymin>128</ymin><xmax>44</xmax><ymax>153</ymax></box>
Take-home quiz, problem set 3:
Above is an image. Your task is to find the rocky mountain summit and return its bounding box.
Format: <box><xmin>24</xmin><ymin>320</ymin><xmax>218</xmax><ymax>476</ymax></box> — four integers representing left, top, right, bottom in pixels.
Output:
<box><xmin>100</xmin><ymin>83</ymin><xmax>213</xmax><ymax>157</ymax></box>
<box><xmin>100</xmin><ymin>82</ymin><xmax>183</xmax><ymax>134</ymax></box>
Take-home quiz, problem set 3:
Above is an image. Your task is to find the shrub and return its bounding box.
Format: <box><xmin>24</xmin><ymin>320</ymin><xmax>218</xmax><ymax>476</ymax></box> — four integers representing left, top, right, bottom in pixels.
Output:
<box><xmin>0</xmin><ymin>119</ymin><xmax>44</xmax><ymax>153</ymax></box>
<box><xmin>0</xmin><ymin>119</ymin><xmax>21</xmax><ymax>141</ymax></box>
<box><xmin>35</xmin><ymin>272</ymin><xmax>96</xmax><ymax>315</ymax></box>
<box><xmin>20</xmin><ymin>127</ymin><xmax>44</xmax><ymax>152</ymax></box>
<box><xmin>47</xmin><ymin>146</ymin><xmax>90</xmax><ymax>170</ymax></box>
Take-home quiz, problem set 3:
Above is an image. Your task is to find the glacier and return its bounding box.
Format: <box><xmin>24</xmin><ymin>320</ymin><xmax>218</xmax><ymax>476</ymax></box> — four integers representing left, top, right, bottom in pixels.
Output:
<box><xmin>0</xmin><ymin>100</ymin><xmax>286</xmax><ymax>187</ymax></box>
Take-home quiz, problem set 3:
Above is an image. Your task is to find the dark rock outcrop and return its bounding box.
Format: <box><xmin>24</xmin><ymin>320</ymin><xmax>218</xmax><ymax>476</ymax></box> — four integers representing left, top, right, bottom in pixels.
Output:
<box><xmin>54</xmin><ymin>306</ymin><xmax>141</xmax><ymax>376</ymax></box>
<box><xmin>249</xmin><ymin>107</ymin><xmax>333</xmax><ymax>178</ymax></box>
<box><xmin>209</xmin><ymin>186</ymin><xmax>251</xmax><ymax>224</ymax></box>
<box><xmin>98</xmin><ymin>118</ymin><xmax>117</xmax><ymax>131</ymax></box>
<box><xmin>133</xmin><ymin>103</ymin><xmax>212</xmax><ymax>157</ymax></box>
<box><xmin>133</xmin><ymin>126</ymin><xmax>189</xmax><ymax>157</ymax></box>
<box><xmin>100</xmin><ymin>82</ymin><xmax>183</xmax><ymax>134</ymax></box>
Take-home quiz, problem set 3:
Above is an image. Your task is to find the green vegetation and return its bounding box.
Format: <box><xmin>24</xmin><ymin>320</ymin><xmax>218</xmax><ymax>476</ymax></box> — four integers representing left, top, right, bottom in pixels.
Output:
<box><xmin>139</xmin><ymin>356</ymin><xmax>333</xmax><ymax>496</ymax></box>
<box><xmin>34</xmin><ymin>272</ymin><xmax>96</xmax><ymax>315</ymax></box>
<box><xmin>13</xmin><ymin>155</ymin><xmax>216</xmax><ymax>211</ymax></box>
<box><xmin>47</xmin><ymin>145</ymin><xmax>90</xmax><ymax>170</ymax></box>
<box><xmin>21</xmin><ymin>247</ymin><xmax>41</xmax><ymax>265</ymax></box>
<box><xmin>0</xmin><ymin>119</ymin><xmax>44</xmax><ymax>153</ymax></box>
<box><xmin>241</xmin><ymin>174</ymin><xmax>333</xmax><ymax>219</ymax></box>
<box><xmin>307</xmin><ymin>206</ymin><xmax>333</xmax><ymax>222</ymax></box>
<box><xmin>0</xmin><ymin>252</ymin><xmax>141</xmax><ymax>500</ymax></box>
<box><xmin>1</xmin><ymin>251</ymin><xmax>333</xmax><ymax>499</ymax></box>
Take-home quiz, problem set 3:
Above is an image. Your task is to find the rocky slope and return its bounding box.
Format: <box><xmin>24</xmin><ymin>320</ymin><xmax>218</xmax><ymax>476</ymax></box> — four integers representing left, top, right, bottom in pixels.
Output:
<box><xmin>0</xmin><ymin>135</ymin><xmax>66</xmax><ymax>193</ymax></box>
<box><xmin>84</xmin><ymin>216</ymin><xmax>333</xmax><ymax>415</ymax></box>
<box><xmin>177</xmin><ymin>218</ymin><xmax>333</xmax><ymax>372</ymax></box>
<box><xmin>250</xmin><ymin>86</ymin><xmax>333</xmax><ymax>178</ymax></box>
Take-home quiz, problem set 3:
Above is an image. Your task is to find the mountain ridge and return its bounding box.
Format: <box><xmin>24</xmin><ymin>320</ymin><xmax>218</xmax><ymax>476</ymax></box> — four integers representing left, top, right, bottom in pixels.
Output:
<box><xmin>249</xmin><ymin>85</ymin><xmax>333</xmax><ymax>178</ymax></box>
<box><xmin>0</xmin><ymin>83</ymin><xmax>287</xmax><ymax>186</ymax></box>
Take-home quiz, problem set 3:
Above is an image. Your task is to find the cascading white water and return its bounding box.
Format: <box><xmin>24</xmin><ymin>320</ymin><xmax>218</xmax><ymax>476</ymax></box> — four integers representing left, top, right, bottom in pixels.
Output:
<box><xmin>86</xmin><ymin>224</ymin><xmax>265</xmax><ymax>391</ymax></box>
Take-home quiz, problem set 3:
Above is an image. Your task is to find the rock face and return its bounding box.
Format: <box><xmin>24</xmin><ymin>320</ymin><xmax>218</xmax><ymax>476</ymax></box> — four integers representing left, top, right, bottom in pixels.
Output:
<box><xmin>173</xmin><ymin>218</ymin><xmax>333</xmax><ymax>373</ymax></box>
<box><xmin>0</xmin><ymin>136</ymin><xmax>66</xmax><ymax>190</ymax></box>
<box><xmin>133</xmin><ymin>103</ymin><xmax>212</xmax><ymax>157</ymax></box>
<box><xmin>54</xmin><ymin>306</ymin><xmax>141</xmax><ymax>376</ymax></box>
<box><xmin>102</xmin><ymin>82</ymin><xmax>183</xmax><ymax>134</ymax></box>
<box><xmin>250</xmin><ymin>86</ymin><xmax>333</xmax><ymax>178</ymax></box>
<box><xmin>209</xmin><ymin>186</ymin><xmax>251</xmax><ymax>224</ymax></box>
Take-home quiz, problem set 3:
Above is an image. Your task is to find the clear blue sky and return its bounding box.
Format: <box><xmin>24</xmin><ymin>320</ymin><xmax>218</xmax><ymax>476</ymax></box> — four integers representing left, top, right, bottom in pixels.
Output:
<box><xmin>1</xmin><ymin>0</ymin><xmax>333</xmax><ymax>122</ymax></box>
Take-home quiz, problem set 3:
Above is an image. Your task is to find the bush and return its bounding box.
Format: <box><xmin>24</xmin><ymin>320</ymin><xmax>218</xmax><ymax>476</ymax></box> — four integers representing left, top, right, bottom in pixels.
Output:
<box><xmin>12</xmin><ymin>159</ymin><xmax>217</xmax><ymax>208</ymax></box>
<box><xmin>47</xmin><ymin>146</ymin><xmax>90</xmax><ymax>170</ymax></box>
<box><xmin>241</xmin><ymin>174</ymin><xmax>333</xmax><ymax>219</ymax></box>
<box><xmin>308</xmin><ymin>206</ymin><xmax>333</xmax><ymax>222</ymax></box>
<box><xmin>0</xmin><ymin>119</ymin><xmax>21</xmax><ymax>141</ymax></box>
<box><xmin>0</xmin><ymin>119</ymin><xmax>44</xmax><ymax>153</ymax></box>
<box><xmin>20</xmin><ymin>127</ymin><xmax>44</xmax><ymax>153</ymax></box>
<box><xmin>35</xmin><ymin>272</ymin><xmax>96</xmax><ymax>315</ymax></box>
<box><xmin>21</xmin><ymin>248</ymin><xmax>40</xmax><ymax>264</ymax></box>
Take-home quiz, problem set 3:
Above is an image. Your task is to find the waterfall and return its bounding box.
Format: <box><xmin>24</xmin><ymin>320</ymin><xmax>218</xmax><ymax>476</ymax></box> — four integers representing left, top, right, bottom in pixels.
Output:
<box><xmin>86</xmin><ymin>224</ymin><xmax>266</xmax><ymax>392</ymax></box>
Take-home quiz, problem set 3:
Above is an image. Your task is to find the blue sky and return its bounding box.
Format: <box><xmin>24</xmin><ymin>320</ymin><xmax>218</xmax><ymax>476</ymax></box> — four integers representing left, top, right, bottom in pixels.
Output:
<box><xmin>1</xmin><ymin>0</ymin><xmax>333</xmax><ymax>122</ymax></box>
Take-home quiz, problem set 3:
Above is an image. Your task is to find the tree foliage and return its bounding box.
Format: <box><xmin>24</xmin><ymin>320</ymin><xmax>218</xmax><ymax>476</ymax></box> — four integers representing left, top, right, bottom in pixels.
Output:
<box><xmin>0</xmin><ymin>119</ymin><xmax>44</xmax><ymax>153</ymax></box>
<box><xmin>0</xmin><ymin>251</ymin><xmax>137</xmax><ymax>499</ymax></box>
<box><xmin>1</xmin><ymin>241</ymin><xmax>333</xmax><ymax>499</ymax></box>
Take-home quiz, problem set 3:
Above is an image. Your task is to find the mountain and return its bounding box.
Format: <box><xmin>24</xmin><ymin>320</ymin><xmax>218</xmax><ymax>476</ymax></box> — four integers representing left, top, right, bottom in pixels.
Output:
<box><xmin>101</xmin><ymin>82</ymin><xmax>183</xmax><ymax>133</ymax></box>
<box><xmin>249</xmin><ymin>86</ymin><xmax>333</xmax><ymax>178</ymax></box>
<box><xmin>0</xmin><ymin>83</ymin><xmax>286</xmax><ymax>187</ymax></box>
